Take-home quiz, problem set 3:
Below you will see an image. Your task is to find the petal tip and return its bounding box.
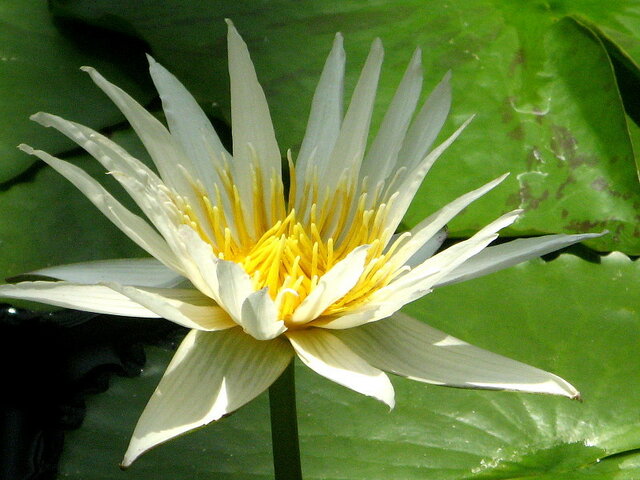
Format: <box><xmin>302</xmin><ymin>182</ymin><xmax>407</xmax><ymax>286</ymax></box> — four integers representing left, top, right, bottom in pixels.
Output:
<box><xmin>17</xmin><ymin>143</ymin><xmax>34</xmax><ymax>154</ymax></box>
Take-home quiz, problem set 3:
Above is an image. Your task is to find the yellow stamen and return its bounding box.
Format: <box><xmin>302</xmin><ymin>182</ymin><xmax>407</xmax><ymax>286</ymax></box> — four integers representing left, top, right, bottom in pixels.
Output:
<box><xmin>171</xmin><ymin>160</ymin><xmax>403</xmax><ymax>324</ymax></box>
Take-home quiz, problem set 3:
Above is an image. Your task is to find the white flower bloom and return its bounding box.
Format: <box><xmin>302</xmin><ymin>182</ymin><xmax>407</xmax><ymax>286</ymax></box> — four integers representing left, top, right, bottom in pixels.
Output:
<box><xmin>2</xmin><ymin>21</ymin><xmax>599</xmax><ymax>467</ymax></box>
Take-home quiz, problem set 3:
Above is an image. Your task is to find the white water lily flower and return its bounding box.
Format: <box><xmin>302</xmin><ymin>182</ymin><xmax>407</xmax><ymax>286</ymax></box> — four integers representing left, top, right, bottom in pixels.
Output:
<box><xmin>2</xmin><ymin>21</ymin><xmax>599</xmax><ymax>467</ymax></box>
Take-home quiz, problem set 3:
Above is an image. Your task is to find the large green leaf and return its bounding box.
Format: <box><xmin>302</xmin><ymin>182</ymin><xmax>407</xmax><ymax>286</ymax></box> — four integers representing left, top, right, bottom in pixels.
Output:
<box><xmin>0</xmin><ymin>0</ymin><xmax>152</xmax><ymax>183</ymax></box>
<box><xmin>59</xmin><ymin>252</ymin><xmax>640</xmax><ymax>479</ymax></box>
<box><xmin>47</xmin><ymin>0</ymin><xmax>640</xmax><ymax>254</ymax></box>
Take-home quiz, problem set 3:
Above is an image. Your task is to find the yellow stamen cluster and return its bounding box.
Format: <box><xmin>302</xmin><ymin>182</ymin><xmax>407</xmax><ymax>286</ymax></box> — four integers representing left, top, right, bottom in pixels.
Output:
<box><xmin>175</xmin><ymin>159</ymin><xmax>406</xmax><ymax>324</ymax></box>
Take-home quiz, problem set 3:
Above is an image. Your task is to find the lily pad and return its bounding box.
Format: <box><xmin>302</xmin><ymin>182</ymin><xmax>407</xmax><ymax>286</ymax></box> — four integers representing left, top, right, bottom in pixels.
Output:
<box><xmin>59</xmin><ymin>252</ymin><xmax>640</xmax><ymax>479</ymax></box>
<box><xmin>0</xmin><ymin>0</ymin><xmax>152</xmax><ymax>184</ymax></box>
<box><xmin>47</xmin><ymin>0</ymin><xmax>640</xmax><ymax>254</ymax></box>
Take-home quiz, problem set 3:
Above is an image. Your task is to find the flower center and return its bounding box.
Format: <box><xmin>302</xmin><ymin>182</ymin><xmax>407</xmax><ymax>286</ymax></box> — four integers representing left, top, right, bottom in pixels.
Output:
<box><xmin>175</xmin><ymin>159</ymin><xmax>407</xmax><ymax>322</ymax></box>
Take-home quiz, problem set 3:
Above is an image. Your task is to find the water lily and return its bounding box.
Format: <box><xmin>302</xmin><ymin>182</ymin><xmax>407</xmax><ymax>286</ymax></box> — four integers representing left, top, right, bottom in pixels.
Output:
<box><xmin>1</xmin><ymin>21</ymin><xmax>598</xmax><ymax>467</ymax></box>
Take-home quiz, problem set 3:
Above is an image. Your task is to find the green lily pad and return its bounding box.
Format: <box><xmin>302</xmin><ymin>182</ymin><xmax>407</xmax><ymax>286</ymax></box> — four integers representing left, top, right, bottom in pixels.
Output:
<box><xmin>59</xmin><ymin>252</ymin><xmax>640</xmax><ymax>479</ymax></box>
<box><xmin>47</xmin><ymin>0</ymin><xmax>640</xmax><ymax>254</ymax></box>
<box><xmin>0</xmin><ymin>0</ymin><xmax>152</xmax><ymax>184</ymax></box>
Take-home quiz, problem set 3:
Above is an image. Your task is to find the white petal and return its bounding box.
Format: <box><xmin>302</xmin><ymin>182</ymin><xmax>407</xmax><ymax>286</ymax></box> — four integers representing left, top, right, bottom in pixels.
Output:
<box><xmin>27</xmin><ymin>258</ymin><xmax>183</xmax><ymax>288</ymax></box>
<box><xmin>18</xmin><ymin>145</ymin><xmax>179</xmax><ymax>270</ymax></box>
<box><xmin>107</xmin><ymin>284</ymin><xmax>236</xmax><ymax>331</ymax></box>
<box><xmin>319</xmin><ymin>210</ymin><xmax>522</xmax><ymax>331</ymax></box>
<box><xmin>314</xmin><ymin>298</ymin><xmax>407</xmax><ymax>331</ymax></box>
<box><xmin>397</xmin><ymin>71</ymin><xmax>452</xmax><ymax>173</ymax></box>
<box><xmin>296</xmin><ymin>33</ymin><xmax>345</xmax><ymax>202</ymax></box>
<box><xmin>29</xmin><ymin>114</ymin><xmax>200</xmax><ymax>250</ymax></box>
<box><xmin>336</xmin><ymin>312</ymin><xmax>579</xmax><ymax>398</ymax></box>
<box><xmin>122</xmin><ymin>329</ymin><xmax>293</xmax><ymax>467</ymax></box>
<box><xmin>390</xmin><ymin>174</ymin><xmax>508</xmax><ymax>268</ymax></box>
<box><xmin>436</xmin><ymin>232</ymin><xmax>605</xmax><ymax>286</ymax></box>
<box><xmin>147</xmin><ymin>56</ymin><xmax>230</xmax><ymax>200</ymax></box>
<box><xmin>384</xmin><ymin>116</ymin><xmax>474</xmax><ymax>233</ymax></box>
<box><xmin>172</xmin><ymin>225</ymin><xmax>221</xmax><ymax>300</ymax></box>
<box><xmin>240</xmin><ymin>288</ymin><xmax>286</xmax><ymax>340</ymax></box>
<box><xmin>226</xmin><ymin>20</ymin><xmax>282</xmax><ymax>228</ymax></box>
<box><xmin>291</xmin><ymin>245</ymin><xmax>370</xmax><ymax>324</ymax></box>
<box><xmin>30</xmin><ymin>112</ymin><xmax>160</xmax><ymax>182</ymax></box>
<box><xmin>286</xmin><ymin>329</ymin><xmax>395</xmax><ymax>408</ymax></box>
<box><xmin>216</xmin><ymin>259</ymin><xmax>255</xmax><ymax>323</ymax></box>
<box><xmin>80</xmin><ymin>66</ymin><xmax>198</xmax><ymax>201</ymax></box>
<box><xmin>383</xmin><ymin>210</ymin><xmax>522</xmax><ymax>298</ymax></box>
<box><xmin>320</xmin><ymin>38</ymin><xmax>384</xmax><ymax>196</ymax></box>
<box><xmin>360</xmin><ymin>48</ymin><xmax>423</xmax><ymax>190</ymax></box>
<box><xmin>404</xmin><ymin>227</ymin><xmax>447</xmax><ymax>265</ymax></box>
<box><xmin>0</xmin><ymin>281</ymin><xmax>159</xmax><ymax>317</ymax></box>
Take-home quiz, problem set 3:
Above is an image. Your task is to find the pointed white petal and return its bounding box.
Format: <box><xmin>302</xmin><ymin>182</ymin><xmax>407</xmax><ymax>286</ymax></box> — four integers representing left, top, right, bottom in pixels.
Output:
<box><xmin>336</xmin><ymin>312</ymin><xmax>579</xmax><ymax>398</ymax></box>
<box><xmin>384</xmin><ymin>210</ymin><xmax>522</xmax><ymax>298</ymax></box>
<box><xmin>296</xmin><ymin>33</ymin><xmax>345</xmax><ymax>200</ymax></box>
<box><xmin>360</xmin><ymin>48</ymin><xmax>423</xmax><ymax>189</ymax></box>
<box><xmin>390</xmin><ymin>174</ymin><xmax>508</xmax><ymax>268</ymax></box>
<box><xmin>226</xmin><ymin>20</ymin><xmax>282</xmax><ymax>227</ymax></box>
<box><xmin>27</xmin><ymin>258</ymin><xmax>183</xmax><ymax>288</ymax></box>
<box><xmin>240</xmin><ymin>288</ymin><xmax>286</xmax><ymax>340</ymax></box>
<box><xmin>291</xmin><ymin>245</ymin><xmax>369</xmax><ymax>324</ymax></box>
<box><xmin>436</xmin><ymin>232</ymin><xmax>605</xmax><ymax>286</ymax></box>
<box><xmin>30</xmin><ymin>112</ymin><xmax>160</xmax><ymax>183</ymax></box>
<box><xmin>315</xmin><ymin>38</ymin><xmax>383</xmax><ymax>203</ymax></box>
<box><xmin>107</xmin><ymin>284</ymin><xmax>236</xmax><ymax>331</ymax></box>
<box><xmin>384</xmin><ymin>116</ymin><xmax>474</xmax><ymax>233</ymax></box>
<box><xmin>404</xmin><ymin>227</ymin><xmax>447</xmax><ymax>266</ymax></box>
<box><xmin>397</xmin><ymin>71</ymin><xmax>452</xmax><ymax>173</ymax></box>
<box><xmin>287</xmin><ymin>329</ymin><xmax>394</xmax><ymax>408</ymax></box>
<box><xmin>0</xmin><ymin>281</ymin><xmax>158</xmax><ymax>317</ymax></box>
<box><xmin>27</xmin><ymin>113</ymin><xmax>198</xmax><ymax>250</ymax></box>
<box><xmin>319</xmin><ymin>210</ymin><xmax>522</xmax><ymax>330</ymax></box>
<box><xmin>80</xmin><ymin>67</ymin><xmax>198</xmax><ymax>200</ymax></box>
<box><xmin>147</xmin><ymin>56</ymin><xmax>229</xmax><ymax>198</ymax></box>
<box><xmin>122</xmin><ymin>329</ymin><xmax>293</xmax><ymax>467</ymax></box>
<box><xmin>19</xmin><ymin>145</ymin><xmax>179</xmax><ymax>270</ymax></box>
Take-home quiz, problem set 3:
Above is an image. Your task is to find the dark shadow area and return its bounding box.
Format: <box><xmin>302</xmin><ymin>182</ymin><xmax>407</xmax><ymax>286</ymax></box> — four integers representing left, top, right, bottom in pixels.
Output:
<box><xmin>0</xmin><ymin>305</ymin><xmax>181</xmax><ymax>480</ymax></box>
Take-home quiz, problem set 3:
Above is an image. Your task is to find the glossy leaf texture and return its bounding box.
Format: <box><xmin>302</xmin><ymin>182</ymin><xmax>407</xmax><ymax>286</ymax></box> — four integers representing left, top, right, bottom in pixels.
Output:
<box><xmin>46</xmin><ymin>0</ymin><xmax>640</xmax><ymax>253</ymax></box>
<box><xmin>58</xmin><ymin>253</ymin><xmax>640</xmax><ymax>479</ymax></box>
<box><xmin>0</xmin><ymin>0</ymin><xmax>153</xmax><ymax>184</ymax></box>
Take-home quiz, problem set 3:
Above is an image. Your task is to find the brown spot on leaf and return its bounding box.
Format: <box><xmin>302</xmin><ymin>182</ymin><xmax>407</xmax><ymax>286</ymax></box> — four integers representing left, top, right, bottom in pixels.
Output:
<box><xmin>569</xmin><ymin>155</ymin><xmax>599</xmax><ymax>168</ymax></box>
<box><xmin>519</xmin><ymin>182</ymin><xmax>549</xmax><ymax>210</ymax></box>
<box><xmin>508</xmin><ymin>124</ymin><xmax>524</xmax><ymax>141</ymax></box>
<box><xmin>501</xmin><ymin>97</ymin><xmax>515</xmax><ymax>124</ymax></box>
<box><xmin>510</xmin><ymin>48</ymin><xmax>525</xmax><ymax>75</ymax></box>
<box><xmin>550</xmin><ymin>125</ymin><xmax>600</xmax><ymax>169</ymax></box>
<box><xmin>505</xmin><ymin>192</ymin><xmax>521</xmax><ymax>208</ymax></box>
<box><xmin>564</xmin><ymin>219</ymin><xmax>607</xmax><ymax>233</ymax></box>
<box><xmin>556</xmin><ymin>174</ymin><xmax>576</xmax><ymax>199</ymax></box>
<box><xmin>550</xmin><ymin>125</ymin><xmax>577</xmax><ymax>158</ymax></box>
<box><xmin>561</xmin><ymin>209</ymin><xmax>569</xmax><ymax>218</ymax></box>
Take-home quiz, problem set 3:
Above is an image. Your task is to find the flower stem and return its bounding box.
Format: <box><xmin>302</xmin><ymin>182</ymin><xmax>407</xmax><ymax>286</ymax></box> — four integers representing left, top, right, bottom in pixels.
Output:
<box><xmin>269</xmin><ymin>361</ymin><xmax>303</xmax><ymax>480</ymax></box>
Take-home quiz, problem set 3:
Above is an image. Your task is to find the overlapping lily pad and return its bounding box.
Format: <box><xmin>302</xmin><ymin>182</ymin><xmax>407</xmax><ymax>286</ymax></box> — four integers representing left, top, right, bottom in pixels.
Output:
<box><xmin>59</xmin><ymin>253</ymin><xmax>640</xmax><ymax>479</ymax></box>
<box><xmin>47</xmin><ymin>0</ymin><xmax>640</xmax><ymax>254</ymax></box>
<box><xmin>0</xmin><ymin>0</ymin><xmax>151</xmax><ymax>183</ymax></box>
